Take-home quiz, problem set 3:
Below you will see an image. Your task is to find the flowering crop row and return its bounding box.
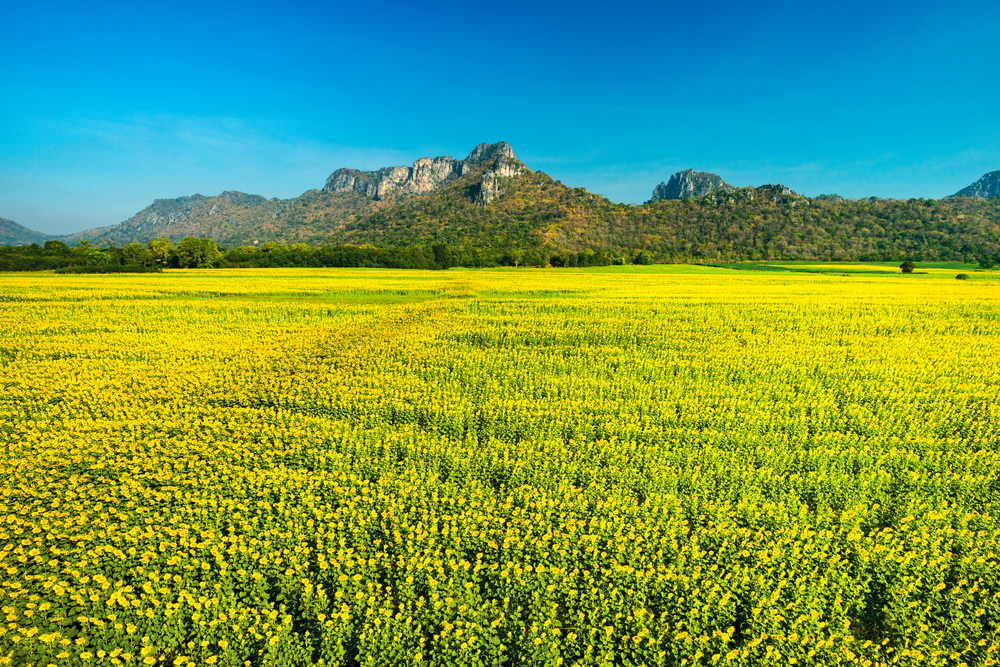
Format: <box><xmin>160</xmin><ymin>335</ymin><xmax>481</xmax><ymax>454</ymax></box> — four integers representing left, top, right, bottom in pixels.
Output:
<box><xmin>1</xmin><ymin>267</ymin><xmax>998</xmax><ymax>666</ymax></box>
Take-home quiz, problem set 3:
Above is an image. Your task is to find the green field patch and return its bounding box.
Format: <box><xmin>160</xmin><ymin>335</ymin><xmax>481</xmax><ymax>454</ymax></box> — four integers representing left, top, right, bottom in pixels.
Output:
<box><xmin>712</xmin><ymin>260</ymin><xmax>998</xmax><ymax>279</ymax></box>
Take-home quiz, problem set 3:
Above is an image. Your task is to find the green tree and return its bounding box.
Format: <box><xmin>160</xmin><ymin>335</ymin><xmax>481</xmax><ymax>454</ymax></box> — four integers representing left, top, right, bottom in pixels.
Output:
<box><xmin>500</xmin><ymin>247</ymin><xmax>524</xmax><ymax>267</ymax></box>
<box><xmin>432</xmin><ymin>243</ymin><xmax>456</xmax><ymax>269</ymax></box>
<box><xmin>148</xmin><ymin>238</ymin><xmax>174</xmax><ymax>266</ymax></box>
<box><xmin>260</xmin><ymin>242</ymin><xmax>289</xmax><ymax>254</ymax></box>
<box><xmin>900</xmin><ymin>261</ymin><xmax>916</xmax><ymax>274</ymax></box>
<box><xmin>43</xmin><ymin>240</ymin><xmax>70</xmax><ymax>255</ymax></box>
<box><xmin>122</xmin><ymin>242</ymin><xmax>152</xmax><ymax>266</ymax></box>
<box><xmin>633</xmin><ymin>250</ymin><xmax>654</xmax><ymax>265</ymax></box>
<box><xmin>174</xmin><ymin>237</ymin><xmax>223</xmax><ymax>268</ymax></box>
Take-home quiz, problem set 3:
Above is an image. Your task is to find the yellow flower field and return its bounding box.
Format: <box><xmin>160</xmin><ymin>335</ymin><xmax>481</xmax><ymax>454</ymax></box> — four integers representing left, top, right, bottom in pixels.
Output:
<box><xmin>1</xmin><ymin>266</ymin><xmax>998</xmax><ymax>666</ymax></box>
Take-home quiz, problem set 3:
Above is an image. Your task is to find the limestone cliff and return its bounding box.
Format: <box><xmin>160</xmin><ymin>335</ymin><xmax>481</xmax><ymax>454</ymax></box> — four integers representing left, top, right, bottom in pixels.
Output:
<box><xmin>648</xmin><ymin>169</ymin><xmax>735</xmax><ymax>202</ymax></box>
<box><xmin>323</xmin><ymin>141</ymin><xmax>524</xmax><ymax>205</ymax></box>
<box><xmin>952</xmin><ymin>171</ymin><xmax>1000</xmax><ymax>199</ymax></box>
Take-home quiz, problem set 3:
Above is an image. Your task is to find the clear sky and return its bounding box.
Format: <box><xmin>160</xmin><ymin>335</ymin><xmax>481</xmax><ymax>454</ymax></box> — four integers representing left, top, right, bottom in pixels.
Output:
<box><xmin>2</xmin><ymin>0</ymin><xmax>999</xmax><ymax>235</ymax></box>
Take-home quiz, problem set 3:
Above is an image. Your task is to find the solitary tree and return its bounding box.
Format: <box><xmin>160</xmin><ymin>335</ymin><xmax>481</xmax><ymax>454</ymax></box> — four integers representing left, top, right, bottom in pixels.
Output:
<box><xmin>900</xmin><ymin>261</ymin><xmax>916</xmax><ymax>274</ymax></box>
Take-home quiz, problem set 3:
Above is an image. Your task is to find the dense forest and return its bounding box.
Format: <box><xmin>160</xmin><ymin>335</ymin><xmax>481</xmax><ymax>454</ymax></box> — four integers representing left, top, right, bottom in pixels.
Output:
<box><xmin>324</xmin><ymin>171</ymin><xmax>1000</xmax><ymax>264</ymax></box>
<box><xmin>0</xmin><ymin>237</ymin><xmax>632</xmax><ymax>272</ymax></box>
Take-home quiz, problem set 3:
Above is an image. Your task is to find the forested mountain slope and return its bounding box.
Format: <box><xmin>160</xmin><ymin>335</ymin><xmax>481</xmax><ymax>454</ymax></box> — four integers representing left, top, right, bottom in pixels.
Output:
<box><xmin>324</xmin><ymin>172</ymin><xmax>1000</xmax><ymax>262</ymax></box>
<box><xmin>57</xmin><ymin>142</ymin><xmax>525</xmax><ymax>247</ymax></box>
<box><xmin>6</xmin><ymin>146</ymin><xmax>1000</xmax><ymax>263</ymax></box>
<box><xmin>1</xmin><ymin>217</ymin><xmax>52</xmax><ymax>246</ymax></box>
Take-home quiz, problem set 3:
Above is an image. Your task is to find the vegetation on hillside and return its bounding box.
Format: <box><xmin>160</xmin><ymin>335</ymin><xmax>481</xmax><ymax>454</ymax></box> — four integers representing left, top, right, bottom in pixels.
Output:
<box><xmin>629</xmin><ymin>192</ymin><xmax>1000</xmax><ymax>263</ymax></box>
<box><xmin>0</xmin><ymin>216</ymin><xmax>52</xmax><ymax>246</ymax></box>
<box><xmin>282</xmin><ymin>171</ymin><xmax>1000</xmax><ymax>264</ymax></box>
<box><xmin>8</xmin><ymin>167</ymin><xmax>1000</xmax><ymax>264</ymax></box>
<box><xmin>330</xmin><ymin>176</ymin><xmax>1000</xmax><ymax>264</ymax></box>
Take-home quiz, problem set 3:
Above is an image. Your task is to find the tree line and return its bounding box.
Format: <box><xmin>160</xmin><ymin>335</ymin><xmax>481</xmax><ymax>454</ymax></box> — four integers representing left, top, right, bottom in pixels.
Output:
<box><xmin>0</xmin><ymin>238</ymin><xmax>663</xmax><ymax>272</ymax></box>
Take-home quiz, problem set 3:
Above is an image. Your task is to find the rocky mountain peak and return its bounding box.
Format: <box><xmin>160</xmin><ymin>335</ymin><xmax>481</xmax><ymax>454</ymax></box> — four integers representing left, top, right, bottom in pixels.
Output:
<box><xmin>952</xmin><ymin>171</ymin><xmax>1000</xmax><ymax>199</ymax></box>
<box><xmin>470</xmin><ymin>142</ymin><xmax>523</xmax><ymax>205</ymax></box>
<box><xmin>465</xmin><ymin>141</ymin><xmax>516</xmax><ymax>165</ymax></box>
<box><xmin>323</xmin><ymin>141</ymin><xmax>524</xmax><ymax>205</ymax></box>
<box><xmin>648</xmin><ymin>169</ymin><xmax>735</xmax><ymax>202</ymax></box>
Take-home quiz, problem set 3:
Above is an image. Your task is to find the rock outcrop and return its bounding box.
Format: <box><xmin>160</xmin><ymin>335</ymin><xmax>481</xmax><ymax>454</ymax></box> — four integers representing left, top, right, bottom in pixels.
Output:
<box><xmin>473</xmin><ymin>143</ymin><xmax>525</xmax><ymax>205</ymax></box>
<box><xmin>713</xmin><ymin>184</ymin><xmax>799</xmax><ymax>205</ymax></box>
<box><xmin>324</xmin><ymin>141</ymin><xmax>524</xmax><ymax>205</ymax></box>
<box><xmin>742</xmin><ymin>184</ymin><xmax>794</xmax><ymax>200</ymax></box>
<box><xmin>646</xmin><ymin>171</ymin><xmax>799</xmax><ymax>205</ymax></box>
<box><xmin>952</xmin><ymin>171</ymin><xmax>1000</xmax><ymax>199</ymax></box>
<box><xmin>648</xmin><ymin>169</ymin><xmax>735</xmax><ymax>202</ymax></box>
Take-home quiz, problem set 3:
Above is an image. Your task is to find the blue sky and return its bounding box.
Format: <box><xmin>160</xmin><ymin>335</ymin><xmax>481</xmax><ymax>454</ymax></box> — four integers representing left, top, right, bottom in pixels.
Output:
<box><xmin>2</xmin><ymin>0</ymin><xmax>998</xmax><ymax>235</ymax></box>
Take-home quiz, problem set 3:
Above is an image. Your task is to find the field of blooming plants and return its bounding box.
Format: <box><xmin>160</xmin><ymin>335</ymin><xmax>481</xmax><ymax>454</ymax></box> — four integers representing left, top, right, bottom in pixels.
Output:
<box><xmin>1</xmin><ymin>265</ymin><xmax>999</xmax><ymax>666</ymax></box>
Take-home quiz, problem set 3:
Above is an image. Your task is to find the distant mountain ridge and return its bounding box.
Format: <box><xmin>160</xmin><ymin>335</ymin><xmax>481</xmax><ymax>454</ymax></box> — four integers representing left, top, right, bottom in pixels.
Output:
<box><xmin>1</xmin><ymin>217</ymin><xmax>52</xmax><ymax>246</ymax></box>
<box><xmin>953</xmin><ymin>171</ymin><xmax>1000</xmax><ymax>199</ymax></box>
<box><xmin>52</xmin><ymin>141</ymin><xmax>526</xmax><ymax>247</ymax></box>
<box><xmin>317</xmin><ymin>166</ymin><xmax>999</xmax><ymax>264</ymax></box>
<box><xmin>3</xmin><ymin>154</ymin><xmax>999</xmax><ymax>264</ymax></box>
<box><xmin>60</xmin><ymin>191</ymin><xmax>291</xmax><ymax>247</ymax></box>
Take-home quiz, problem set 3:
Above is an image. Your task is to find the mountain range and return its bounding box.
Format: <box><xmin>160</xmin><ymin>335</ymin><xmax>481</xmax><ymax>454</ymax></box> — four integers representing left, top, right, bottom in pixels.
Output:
<box><xmin>3</xmin><ymin>143</ymin><xmax>999</xmax><ymax>263</ymax></box>
<box><xmin>2</xmin><ymin>216</ymin><xmax>53</xmax><ymax>246</ymax></box>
